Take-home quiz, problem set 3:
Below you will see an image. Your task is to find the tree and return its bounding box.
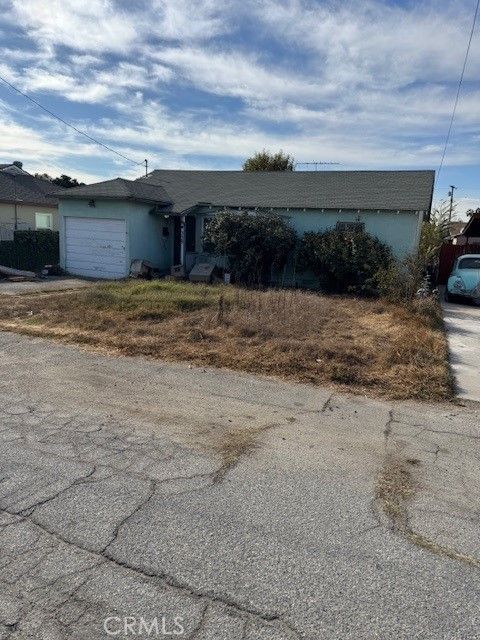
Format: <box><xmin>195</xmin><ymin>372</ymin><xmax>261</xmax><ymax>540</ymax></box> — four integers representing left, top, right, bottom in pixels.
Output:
<box><xmin>51</xmin><ymin>174</ymin><xmax>85</xmax><ymax>188</ymax></box>
<box><xmin>34</xmin><ymin>173</ymin><xmax>86</xmax><ymax>188</ymax></box>
<box><xmin>418</xmin><ymin>203</ymin><xmax>451</xmax><ymax>272</ymax></box>
<box><xmin>242</xmin><ymin>149</ymin><xmax>294</xmax><ymax>172</ymax></box>
<box><xmin>203</xmin><ymin>209</ymin><xmax>297</xmax><ymax>285</ymax></box>
<box><xmin>34</xmin><ymin>173</ymin><xmax>53</xmax><ymax>182</ymax></box>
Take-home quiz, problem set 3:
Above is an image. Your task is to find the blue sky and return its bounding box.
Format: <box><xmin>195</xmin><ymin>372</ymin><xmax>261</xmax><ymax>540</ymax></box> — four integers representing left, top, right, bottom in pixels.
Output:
<box><xmin>0</xmin><ymin>0</ymin><xmax>479</xmax><ymax>218</ymax></box>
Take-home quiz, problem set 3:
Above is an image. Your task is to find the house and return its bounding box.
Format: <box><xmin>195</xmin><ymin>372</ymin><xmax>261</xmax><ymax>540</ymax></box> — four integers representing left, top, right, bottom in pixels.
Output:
<box><xmin>0</xmin><ymin>162</ymin><xmax>62</xmax><ymax>239</ymax></box>
<box><xmin>452</xmin><ymin>210</ymin><xmax>480</xmax><ymax>245</ymax></box>
<box><xmin>57</xmin><ymin>169</ymin><xmax>434</xmax><ymax>280</ymax></box>
<box><xmin>448</xmin><ymin>220</ymin><xmax>466</xmax><ymax>241</ymax></box>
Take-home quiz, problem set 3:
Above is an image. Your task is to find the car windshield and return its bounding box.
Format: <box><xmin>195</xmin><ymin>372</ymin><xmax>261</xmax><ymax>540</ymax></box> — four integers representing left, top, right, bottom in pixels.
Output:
<box><xmin>458</xmin><ymin>257</ymin><xmax>480</xmax><ymax>270</ymax></box>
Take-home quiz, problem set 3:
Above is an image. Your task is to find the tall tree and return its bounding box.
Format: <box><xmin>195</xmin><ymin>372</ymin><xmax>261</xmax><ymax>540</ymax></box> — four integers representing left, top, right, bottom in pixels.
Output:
<box><xmin>51</xmin><ymin>174</ymin><xmax>85</xmax><ymax>188</ymax></box>
<box><xmin>243</xmin><ymin>150</ymin><xmax>294</xmax><ymax>172</ymax></box>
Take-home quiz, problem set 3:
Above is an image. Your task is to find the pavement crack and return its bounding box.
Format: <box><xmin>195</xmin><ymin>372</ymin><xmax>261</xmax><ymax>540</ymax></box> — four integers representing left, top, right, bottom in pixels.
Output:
<box><xmin>101</xmin><ymin>479</ymin><xmax>157</xmax><ymax>553</ymax></box>
<box><xmin>15</xmin><ymin>465</ymin><xmax>97</xmax><ymax>515</ymax></box>
<box><xmin>320</xmin><ymin>393</ymin><xmax>334</xmax><ymax>413</ymax></box>
<box><xmin>383</xmin><ymin>410</ymin><xmax>394</xmax><ymax>450</ymax></box>
<box><xmin>0</xmin><ymin>506</ymin><xmax>302</xmax><ymax>638</ymax></box>
<box><xmin>375</xmin><ymin>455</ymin><xmax>480</xmax><ymax>569</ymax></box>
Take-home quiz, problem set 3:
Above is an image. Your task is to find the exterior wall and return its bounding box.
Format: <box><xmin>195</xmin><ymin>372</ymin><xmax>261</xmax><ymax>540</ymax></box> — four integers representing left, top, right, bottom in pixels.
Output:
<box><xmin>59</xmin><ymin>199</ymin><xmax>172</xmax><ymax>276</ymax></box>
<box><xmin>0</xmin><ymin>203</ymin><xmax>58</xmax><ymax>236</ymax></box>
<box><xmin>59</xmin><ymin>199</ymin><xmax>423</xmax><ymax>280</ymax></box>
<box><xmin>190</xmin><ymin>206</ymin><xmax>423</xmax><ymax>258</ymax></box>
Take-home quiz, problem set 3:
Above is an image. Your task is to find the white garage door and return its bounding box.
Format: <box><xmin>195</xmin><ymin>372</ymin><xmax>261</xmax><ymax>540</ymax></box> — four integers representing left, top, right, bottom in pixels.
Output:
<box><xmin>65</xmin><ymin>217</ymin><xmax>127</xmax><ymax>279</ymax></box>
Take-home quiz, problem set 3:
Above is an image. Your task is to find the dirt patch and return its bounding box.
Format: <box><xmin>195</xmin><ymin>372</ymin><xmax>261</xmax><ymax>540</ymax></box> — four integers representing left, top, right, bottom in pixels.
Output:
<box><xmin>376</xmin><ymin>455</ymin><xmax>480</xmax><ymax>568</ymax></box>
<box><xmin>0</xmin><ymin>280</ymin><xmax>453</xmax><ymax>401</ymax></box>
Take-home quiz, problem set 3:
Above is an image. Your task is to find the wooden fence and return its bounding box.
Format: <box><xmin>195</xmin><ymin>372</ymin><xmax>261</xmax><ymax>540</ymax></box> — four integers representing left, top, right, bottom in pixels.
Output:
<box><xmin>437</xmin><ymin>243</ymin><xmax>480</xmax><ymax>284</ymax></box>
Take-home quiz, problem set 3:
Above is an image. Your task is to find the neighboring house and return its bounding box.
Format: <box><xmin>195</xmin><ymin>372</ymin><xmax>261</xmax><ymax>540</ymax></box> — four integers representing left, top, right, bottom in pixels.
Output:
<box><xmin>0</xmin><ymin>163</ymin><xmax>61</xmax><ymax>239</ymax></box>
<box><xmin>448</xmin><ymin>221</ymin><xmax>466</xmax><ymax>241</ymax></box>
<box><xmin>452</xmin><ymin>210</ymin><xmax>480</xmax><ymax>245</ymax></box>
<box><xmin>57</xmin><ymin>169</ymin><xmax>434</xmax><ymax>280</ymax></box>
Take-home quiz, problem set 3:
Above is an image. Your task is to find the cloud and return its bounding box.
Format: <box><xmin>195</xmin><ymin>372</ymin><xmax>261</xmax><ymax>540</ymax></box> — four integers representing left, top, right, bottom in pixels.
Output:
<box><xmin>0</xmin><ymin>0</ymin><xmax>480</xmax><ymax>190</ymax></box>
<box><xmin>251</xmin><ymin>0</ymin><xmax>480</xmax><ymax>87</ymax></box>
<box><xmin>5</xmin><ymin>0</ymin><xmax>139</xmax><ymax>54</ymax></box>
<box><xmin>155</xmin><ymin>46</ymin><xmax>330</xmax><ymax>103</ymax></box>
<box><xmin>3</xmin><ymin>0</ymin><xmax>235</xmax><ymax>55</ymax></box>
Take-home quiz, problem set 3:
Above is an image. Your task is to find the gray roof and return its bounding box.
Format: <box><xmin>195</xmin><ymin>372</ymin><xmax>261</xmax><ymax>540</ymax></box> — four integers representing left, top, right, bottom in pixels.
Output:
<box><xmin>137</xmin><ymin>169</ymin><xmax>434</xmax><ymax>213</ymax></box>
<box><xmin>57</xmin><ymin>178</ymin><xmax>171</xmax><ymax>204</ymax></box>
<box><xmin>58</xmin><ymin>170</ymin><xmax>435</xmax><ymax>213</ymax></box>
<box><xmin>0</xmin><ymin>171</ymin><xmax>62</xmax><ymax>206</ymax></box>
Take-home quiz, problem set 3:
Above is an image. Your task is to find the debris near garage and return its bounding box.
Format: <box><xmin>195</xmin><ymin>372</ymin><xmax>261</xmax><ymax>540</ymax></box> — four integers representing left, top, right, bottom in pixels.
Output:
<box><xmin>129</xmin><ymin>259</ymin><xmax>157</xmax><ymax>279</ymax></box>
<box><xmin>0</xmin><ymin>264</ymin><xmax>37</xmax><ymax>280</ymax></box>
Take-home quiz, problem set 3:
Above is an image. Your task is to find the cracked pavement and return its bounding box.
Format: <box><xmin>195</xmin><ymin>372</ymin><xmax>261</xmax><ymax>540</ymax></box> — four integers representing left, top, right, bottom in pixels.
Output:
<box><xmin>0</xmin><ymin>331</ymin><xmax>479</xmax><ymax>639</ymax></box>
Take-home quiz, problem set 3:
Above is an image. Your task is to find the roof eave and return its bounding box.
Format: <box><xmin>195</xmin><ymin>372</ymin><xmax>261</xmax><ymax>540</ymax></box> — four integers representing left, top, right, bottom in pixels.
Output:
<box><xmin>0</xmin><ymin>198</ymin><xmax>58</xmax><ymax>207</ymax></box>
<box><xmin>58</xmin><ymin>194</ymin><xmax>173</xmax><ymax>206</ymax></box>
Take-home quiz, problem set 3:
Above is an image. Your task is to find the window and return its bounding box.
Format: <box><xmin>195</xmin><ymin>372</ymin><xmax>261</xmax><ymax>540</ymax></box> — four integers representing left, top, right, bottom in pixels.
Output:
<box><xmin>458</xmin><ymin>257</ymin><xmax>480</xmax><ymax>270</ymax></box>
<box><xmin>336</xmin><ymin>221</ymin><xmax>365</xmax><ymax>233</ymax></box>
<box><xmin>35</xmin><ymin>212</ymin><xmax>53</xmax><ymax>230</ymax></box>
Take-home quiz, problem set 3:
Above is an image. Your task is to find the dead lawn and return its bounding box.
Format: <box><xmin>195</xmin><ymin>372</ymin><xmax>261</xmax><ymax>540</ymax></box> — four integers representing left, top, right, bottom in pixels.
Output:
<box><xmin>0</xmin><ymin>280</ymin><xmax>453</xmax><ymax>401</ymax></box>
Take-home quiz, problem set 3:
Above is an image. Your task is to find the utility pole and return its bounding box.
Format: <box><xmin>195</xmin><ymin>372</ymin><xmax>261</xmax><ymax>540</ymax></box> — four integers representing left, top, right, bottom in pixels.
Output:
<box><xmin>448</xmin><ymin>185</ymin><xmax>456</xmax><ymax>221</ymax></box>
<box><xmin>144</xmin><ymin>159</ymin><xmax>148</xmax><ymax>177</ymax></box>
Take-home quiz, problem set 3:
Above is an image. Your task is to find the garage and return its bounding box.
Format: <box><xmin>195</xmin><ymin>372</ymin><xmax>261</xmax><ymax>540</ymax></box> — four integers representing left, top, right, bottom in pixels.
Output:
<box><xmin>65</xmin><ymin>217</ymin><xmax>127</xmax><ymax>279</ymax></box>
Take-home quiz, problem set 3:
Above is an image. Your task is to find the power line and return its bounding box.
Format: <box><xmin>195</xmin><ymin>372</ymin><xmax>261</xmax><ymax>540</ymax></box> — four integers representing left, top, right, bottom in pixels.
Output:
<box><xmin>436</xmin><ymin>0</ymin><xmax>479</xmax><ymax>183</ymax></box>
<box><xmin>0</xmin><ymin>74</ymin><xmax>145</xmax><ymax>167</ymax></box>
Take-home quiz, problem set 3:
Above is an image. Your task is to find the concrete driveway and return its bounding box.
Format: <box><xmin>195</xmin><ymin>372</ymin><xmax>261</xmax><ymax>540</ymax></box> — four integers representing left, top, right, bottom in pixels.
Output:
<box><xmin>442</xmin><ymin>298</ymin><xmax>480</xmax><ymax>401</ymax></box>
<box><xmin>0</xmin><ymin>276</ymin><xmax>93</xmax><ymax>296</ymax></box>
<box><xmin>0</xmin><ymin>332</ymin><xmax>479</xmax><ymax>639</ymax></box>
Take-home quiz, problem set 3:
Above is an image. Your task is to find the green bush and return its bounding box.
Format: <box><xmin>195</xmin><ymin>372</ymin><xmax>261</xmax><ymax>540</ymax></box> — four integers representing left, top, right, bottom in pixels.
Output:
<box><xmin>298</xmin><ymin>228</ymin><xmax>393</xmax><ymax>295</ymax></box>
<box><xmin>0</xmin><ymin>229</ymin><xmax>59</xmax><ymax>272</ymax></box>
<box><xmin>374</xmin><ymin>256</ymin><xmax>424</xmax><ymax>303</ymax></box>
<box><xmin>203</xmin><ymin>209</ymin><xmax>297</xmax><ymax>285</ymax></box>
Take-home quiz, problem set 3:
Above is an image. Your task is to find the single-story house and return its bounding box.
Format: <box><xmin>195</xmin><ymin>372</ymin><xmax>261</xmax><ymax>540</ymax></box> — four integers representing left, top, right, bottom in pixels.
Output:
<box><xmin>57</xmin><ymin>169</ymin><xmax>434</xmax><ymax>281</ymax></box>
<box><xmin>0</xmin><ymin>162</ymin><xmax>62</xmax><ymax>239</ymax></box>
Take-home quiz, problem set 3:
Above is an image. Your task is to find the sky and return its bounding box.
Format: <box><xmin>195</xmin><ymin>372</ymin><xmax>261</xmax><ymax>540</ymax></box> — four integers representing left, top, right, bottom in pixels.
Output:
<box><xmin>0</xmin><ymin>0</ymin><xmax>479</xmax><ymax>218</ymax></box>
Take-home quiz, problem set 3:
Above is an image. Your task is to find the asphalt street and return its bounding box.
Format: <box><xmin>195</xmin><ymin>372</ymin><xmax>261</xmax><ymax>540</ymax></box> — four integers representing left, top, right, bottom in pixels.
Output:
<box><xmin>0</xmin><ymin>331</ymin><xmax>479</xmax><ymax>639</ymax></box>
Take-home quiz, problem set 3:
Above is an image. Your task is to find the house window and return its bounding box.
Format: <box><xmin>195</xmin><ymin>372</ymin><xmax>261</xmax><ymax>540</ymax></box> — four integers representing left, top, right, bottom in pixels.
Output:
<box><xmin>35</xmin><ymin>212</ymin><xmax>53</xmax><ymax>230</ymax></box>
<box><xmin>336</xmin><ymin>221</ymin><xmax>365</xmax><ymax>233</ymax></box>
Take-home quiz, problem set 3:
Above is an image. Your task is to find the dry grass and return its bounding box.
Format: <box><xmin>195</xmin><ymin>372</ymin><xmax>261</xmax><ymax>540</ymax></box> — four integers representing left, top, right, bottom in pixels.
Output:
<box><xmin>0</xmin><ymin>280</ymin><xmax>453</xmax><ymax>401</ymax></box>
<box><xmin>376</xmin><ymin>456</ymin><xmax>480</xmax><ymax>567</ymax></box>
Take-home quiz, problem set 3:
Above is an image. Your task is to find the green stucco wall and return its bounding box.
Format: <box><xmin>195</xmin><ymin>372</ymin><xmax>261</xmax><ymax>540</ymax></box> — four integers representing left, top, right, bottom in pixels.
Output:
<box><xmin>193</xmin><ymin>206</ymin><xmax>422</xmax><ymax>259</ymax></box>
<box><xmin>59</xmin><ymin>199</ymin><xmax>173</xmax><ymax>275</ymax></box>
<box><xmin>60</xmin><ymin>199</ymin><xmax>422</xmax><ymax>281</ymax></box>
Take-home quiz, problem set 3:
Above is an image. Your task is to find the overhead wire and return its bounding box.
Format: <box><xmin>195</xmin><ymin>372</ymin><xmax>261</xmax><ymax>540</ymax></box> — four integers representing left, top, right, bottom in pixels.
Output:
<box><xmin>0</xmin><ymin>74</ymin><xmax>145</xmax><ymax>167</ymax></box>
<box><xmin>436</xmin><ymin>0</ymin><xmax>480</xmax><ymax>184</ymax></box>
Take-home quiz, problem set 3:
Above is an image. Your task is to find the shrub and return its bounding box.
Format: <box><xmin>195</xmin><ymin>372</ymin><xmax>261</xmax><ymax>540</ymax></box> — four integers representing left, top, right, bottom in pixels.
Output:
<box><xmin>375</xmin><ymin>256</ymin><xmax>422</xmax><ymax>303</ymax></box>
<box><xmin>298</xmin><ymin>228</ymin><xmax>393</xmax><ymax>295</ymax></box>
<box><xmin>0</xmin><ymin>229</ymin><xmax>59</xmax><ymax>272</ymax></box>
<box><xmin>203</xmin><ymin>209</ymin><xmax>297</xmax><ymax>285</ymax></box>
